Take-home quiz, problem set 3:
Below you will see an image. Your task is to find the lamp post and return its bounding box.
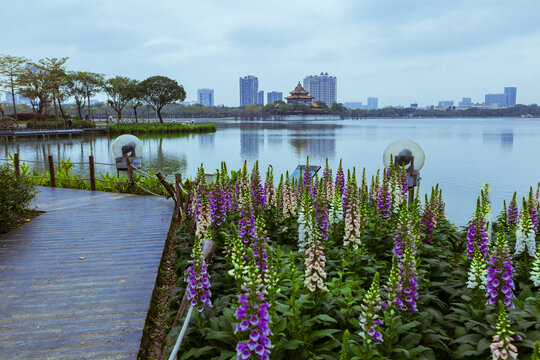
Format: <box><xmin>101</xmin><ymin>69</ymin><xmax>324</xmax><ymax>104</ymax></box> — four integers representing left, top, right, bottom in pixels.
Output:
<box><xmin>383</xmin><ymin>139</ymin><xmax>425</xmax><ymax>202</ymax></box>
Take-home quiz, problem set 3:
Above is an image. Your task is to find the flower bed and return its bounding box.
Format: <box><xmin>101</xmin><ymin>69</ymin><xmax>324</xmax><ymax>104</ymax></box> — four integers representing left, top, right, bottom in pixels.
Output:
<box><xmin>166</xmin><ymin>160</ymin><xmax>540</xmax><ymax>360</ymax></box>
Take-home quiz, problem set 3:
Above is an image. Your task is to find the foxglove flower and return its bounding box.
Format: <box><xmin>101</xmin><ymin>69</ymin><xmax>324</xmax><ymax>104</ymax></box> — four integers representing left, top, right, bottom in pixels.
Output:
<box><xmin>251</xmin><ymin>161</ymin><xmax>265</xmax><ymax>211</ymax></box>
<box><xmin>239</xmin><ymin>191</ymin><xmax>257</xmax><ymax>245</ymax></box>
<box><xmin>377</xmin><ymin>169</ymin><xmax>392</xmax><ymax>220</ymax></box>
<box><xmin>507</xmin><ymin>192</ymin><xmax>519</xmax><ymax>226</ymax></box>
<box><xmin>530</xmin><ymin>247</ymin><xmax>540</xmax><ymax>287</ymax></box>
<box><xmin>314</xmin><ymin>182</ymin><xmax>329</xmax><ymax>243</ymax></box>
<box><xmin>186</xmin><ymin>232</ymin><xmax>212</xmax><ymax>312</ymax></box>
<box><xmin>343</xmin><ymin>173</ymin><xmax>362</xmax><ymax>249</ymax></box>
<box><xmin>234</xmin><ymin>249</ymin><xmax>273</xmax><ymax>360</ymax></box>
<box><xmin>486</xmin><ymin>230</ymin><xmax>515</xmax><ymax>308</ymax></box>
<box><xmin>381</xmin><ymin>255</ymin><xmax>402</xmax><ymax>314</ymax></box>
<box><xmin>419</xmin><ymin>186</ymin><xmax>445</xmax><ymax>243</ymax></box>
<box><xmin>394</xmin><ymin>206</ymin><xmax>418</xmax><ymax>312</ymax></box>
<box><xmin>322</xmin><ymin>158</ymin><xmax>334</xmax><ymax>203</ymax></box>
<box><xmin>515</xmin><ymin>203</ymin><xmax>536</xmax><ymax>257</ymax></box>
<box><xmin>302</xmin><ymin>189</ymin><xmax>328</xmax><ymax>292</ymax></box>
<box><xmin>335</xmin><ymin>159</ymin><xmax>345</xmax><ymax>196</ymax></box>
<box><xmin>282</xmin><ymin>174</ymin><xmax>297</xmax><ymax>220</ymax></box>
<box><xmin>466</xmin><ymin>198</ymin><xmax>490</xmax><ymax>259</ymax></box>
<box><xmin>194</xmin><ymin>166</ymin><xmax>212</xmax><ymax>239</ymax></box>
<box><xmin>329</xmin><ymin>187</ymin><xmax>343</xmax><ymax>225</ymax></box>
<box><xmin>467</xmin><ymin>244</ymin><xmax>488</xmax><ymax>290</ymax></box>
<box><xmin>489</xmin><ymin>301</ymin><xmax>518</xmax><ymax>359</ymax></box>
<box><xmin>359</xmin><ymin>273</ymin><xmax>384</xmax><ymax>344</ymax></box>
<box><xmin>264</xmin><ymin>165</ymin><xmax>277</xmax><ymax>209</ymax></box>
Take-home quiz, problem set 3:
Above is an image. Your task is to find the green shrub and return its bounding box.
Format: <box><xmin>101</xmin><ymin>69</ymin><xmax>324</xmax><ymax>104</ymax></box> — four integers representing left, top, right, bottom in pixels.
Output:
<box><xmin>108</xmin><ymin>122</ymin><xmax>216</xmax><ymax>134</ymax></box>
<box><xmin>0</xmin><ymin>164</ymin><xmax>37</xmax><ymax>233</ymax></box>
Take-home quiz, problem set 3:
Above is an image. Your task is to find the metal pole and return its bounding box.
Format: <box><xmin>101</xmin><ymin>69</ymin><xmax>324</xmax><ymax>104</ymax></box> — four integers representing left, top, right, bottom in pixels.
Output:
<box><xmin>48</xmin><ymin>155</ymin><xmax>55</xmax><ymax>187</ymax></box>
<box><xmin>168</xmin><ymin>304</ymin><xmax>194</xmax><ymax>360</ymax></box>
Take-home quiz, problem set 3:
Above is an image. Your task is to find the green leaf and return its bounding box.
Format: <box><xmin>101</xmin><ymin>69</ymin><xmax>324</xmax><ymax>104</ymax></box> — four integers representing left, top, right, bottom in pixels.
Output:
<box><xmin>454</xmin><ymin>334</ymin><xmax>482</xmax><ymax>344</ymax></box>
<box><xmin>396</xmin><ymin>320</ymin><xmax>422</xmax><ymax>334</ymax></box>
<box><xmin>203</xmin><ymin>331</ymin><xmax>235</xmax><ymax>345</ymax></box>
<box><xmin>400</xmin><ymin>333</ymin><xmax>422</xmax><ymax>349</ymax></box>
<box><xmin>315</xmin><ymin>314</ymin><xmax>338</xmax><ymax>324</ymax></box>
<box><xmin>180</xmin><ymin>345</ymin><xmax>216</xmax><ymax>360</ymax></box>
<box><xmin>283</xmin><ymin>339</ymin><xmax>306</xmax><ymax>350</ymax></box>
<box><xmin>308</xmin><ymin>329</ymin><xmax>340</xmax><ymax>342</ymax></box>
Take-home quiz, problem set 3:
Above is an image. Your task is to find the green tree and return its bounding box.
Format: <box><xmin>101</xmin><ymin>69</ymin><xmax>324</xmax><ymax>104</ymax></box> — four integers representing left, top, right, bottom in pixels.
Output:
<box><xmin>79</xmin><ymin>72</ymin><xmax>104</xmax><ymax>124</ymax></box>
<box><xmin>139</xmin><ymin>75</ymin><xmax>186</xmax><ymax>123</ymax></box>
<box><xmin>37</xmin><ymin>57</ymin><xmax>69</xmax><ymax>121</ymax></box>
<box><xmin>315</xmin><ymin>100</ymin><xmax>328</xmax><ymax>109</ymax></box>
<box><xmin>126</xmin><ymin>81</ymin><xmax>143</xmax><ymax>122</ymax></box>
<box><xmin>0</xmin><ymin>54</ymin><xmax>27</xmax><ymax>120</ymax></box>
<box><xmin>17</xmin><ymin>62</ymin><xmax>50</xmax><ymax>114</ymax></box>
<box><xmin>104</xmin><ymin>76</ymin><xmax>138</xmax><ymax>122</ymax></box>
<box><xmin>67</xmin><ymin>71</ymin><xmax>87</xmax><ymax>119</ymax></box>
<box><xmin>330</xmin><ymin>102</ymin><xmax>348</xmax><ymax>115</ymax></box>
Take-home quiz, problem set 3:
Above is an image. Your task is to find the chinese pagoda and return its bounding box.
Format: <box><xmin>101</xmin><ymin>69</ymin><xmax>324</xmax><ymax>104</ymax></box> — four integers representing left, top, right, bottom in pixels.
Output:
<box><xmin>285</xmin><ymin>82</ymin><xmax>313</xmax><ymax>105</ymax></box>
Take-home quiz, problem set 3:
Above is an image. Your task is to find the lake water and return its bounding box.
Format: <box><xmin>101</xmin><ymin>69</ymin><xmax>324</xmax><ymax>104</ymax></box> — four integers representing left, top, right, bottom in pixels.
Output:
<box><xmin>2</xmin><ymin>116</ymin><xmax>539</xmax><ymax>226</ymax></box>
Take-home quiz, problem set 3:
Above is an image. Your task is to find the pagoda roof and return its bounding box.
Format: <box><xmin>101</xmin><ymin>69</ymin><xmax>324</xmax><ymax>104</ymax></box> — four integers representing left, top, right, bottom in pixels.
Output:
<box><xmin>288</xmin><ymin>82</ymin><xmax>310</xmax><ymax>96</ymax></box>
<box><xmin>285</xmin><ymin>82</ymin><xmax>313</xmax><ymax>101</ymax></box>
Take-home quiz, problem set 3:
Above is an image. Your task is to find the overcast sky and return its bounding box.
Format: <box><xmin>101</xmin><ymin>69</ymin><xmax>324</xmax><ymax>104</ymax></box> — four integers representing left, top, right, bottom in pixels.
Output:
<box><xmin>2</xmin><ymin>0</ymin><xmax>539</xmax><ymax>107</ymax></box>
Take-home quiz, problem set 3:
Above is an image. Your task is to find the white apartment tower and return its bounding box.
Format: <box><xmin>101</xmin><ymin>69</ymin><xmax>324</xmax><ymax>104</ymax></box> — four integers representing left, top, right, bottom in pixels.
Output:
<box><xmin>303</xmin><ymin>72</ymin><xmax>337</xmax><ymax>106</ymax></box>
<box><xmin>197</xmin><ymin>89</ymin><xmax>214</xmax><ymax>107</ymax></box>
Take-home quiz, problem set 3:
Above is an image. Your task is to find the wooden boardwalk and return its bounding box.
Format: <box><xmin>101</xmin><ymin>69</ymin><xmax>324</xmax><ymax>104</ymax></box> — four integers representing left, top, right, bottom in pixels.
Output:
<box><xmin>0</xmin><ymin>187</ymin><xmax>174</xmax><ymax>359</ymax></box>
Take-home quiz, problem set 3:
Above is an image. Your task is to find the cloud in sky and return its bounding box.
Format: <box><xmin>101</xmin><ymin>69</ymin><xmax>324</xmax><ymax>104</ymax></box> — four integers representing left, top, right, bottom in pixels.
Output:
<box><xmin>2</xmin><ymin>0</ymin><xmax>539</xmax><ymax>106</ymax></box>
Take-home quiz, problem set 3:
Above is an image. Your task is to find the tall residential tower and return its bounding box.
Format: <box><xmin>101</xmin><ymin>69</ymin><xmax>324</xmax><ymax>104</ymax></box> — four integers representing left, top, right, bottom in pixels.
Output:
<box><xmin>197</xmin><ymin>89</ymin><xmax>214</xmax><ymax>107</ymax></box>
<box><xmin>239</xmin><ymin>75</ymin><xmax>259</xmax><ymax>106</ymax></box>
<box><xmin>303</xmin><ymin>72</ymin><xmax>337</xmax><ymax>106</ymax></box>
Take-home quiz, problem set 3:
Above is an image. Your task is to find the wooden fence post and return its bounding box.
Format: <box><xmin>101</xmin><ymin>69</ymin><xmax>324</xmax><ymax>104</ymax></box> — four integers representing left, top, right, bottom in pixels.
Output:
<box><xmin>14</xmin><ymin>153</ymin><xmax>20</xmax><ymax>179</ymax></box>
<box><xmin>48</xmin><ymin>155</ymin><xmax>55</xmax><ymax>187</ymax></box>
<box><xmin>89</xmin><ymin>155</ymin><xmax>96</xmax><ymax>191</ymax></box>
<box><xmin>126</xmin><ymin>157</ymin><xmax>136</xmax><ymax>193</ymax></box>
<box><xmin>175</xmin><ymin>174</ymin><xmax>183</xmax><ymax>221</ymax></box>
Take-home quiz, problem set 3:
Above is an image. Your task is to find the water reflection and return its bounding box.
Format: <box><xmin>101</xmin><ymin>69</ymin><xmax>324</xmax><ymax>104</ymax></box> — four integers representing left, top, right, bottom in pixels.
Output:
<box><xmin>482</xmin><ymin>130</ymin><xmax>514</xmax><ymax>151</ymax></box>
<box><xmin>2</xmin><ymin>117</ymin><xmax>540</xmax><ymax>226</ymax></box>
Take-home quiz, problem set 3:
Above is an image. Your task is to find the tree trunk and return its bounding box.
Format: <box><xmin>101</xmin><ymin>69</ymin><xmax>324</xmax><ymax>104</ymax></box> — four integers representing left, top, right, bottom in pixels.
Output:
<box><xmin>76</xmin><ymin>99</ymin><xmax>83</xmax><ymax>119</ymax></box>
<box><xmin>115</xmin><ymin>107</ymin><xmax>122</xmax><ymax>123</ymax></box>
<box><xmin>58</xmin><ymin>100</ymin><xmax>66</xmax><ymax>119</ymax></box>
<box><xmin>87</xmin><ymin>94</ymin><xmax>93</xmax><ymax>126</ymax></box>
<box><xmin>10</xmin><ymin>76</ymin><xmax>17</xmax><ymax>121</ymax></box>
<box><xmin>133</xmin><ymin>106</ymin><xmax>138</xmax><ymax>123</ymax></box>
<box><xmin>157</xmin><ymin>107</ymin><xmax>164</xmax><ymax>123</ymax></box>
<box><xmin>53</xmin><ymin>94</ymin><xmax>59</xmax><ymax>121</ymax></box>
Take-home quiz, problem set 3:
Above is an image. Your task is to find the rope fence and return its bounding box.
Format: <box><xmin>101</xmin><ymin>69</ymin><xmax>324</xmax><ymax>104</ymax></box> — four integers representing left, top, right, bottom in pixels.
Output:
<box><xmin>1</xmin><ymin>153</ymin><xmax>181</xmax><ymax>198</ymax></box>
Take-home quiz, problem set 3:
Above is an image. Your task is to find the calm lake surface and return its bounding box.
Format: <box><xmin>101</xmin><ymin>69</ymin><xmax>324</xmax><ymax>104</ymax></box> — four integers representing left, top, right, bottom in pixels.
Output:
<box><xmin>2</xmin><ymin>116</ymin><xmax>539</xmax><ymax>226</ymax></box>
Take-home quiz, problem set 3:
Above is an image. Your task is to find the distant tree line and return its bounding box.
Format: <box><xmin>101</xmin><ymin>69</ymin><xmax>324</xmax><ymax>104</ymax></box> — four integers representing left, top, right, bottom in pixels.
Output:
<box><xmin>0</xmin><ymin>54</ymin><xmax>186</xmax><ymax>123</ymax></box>
<box><xmin>2</xmin><ymin>54</ymin><xmax>538</xmax><ymax>123</ymax></box>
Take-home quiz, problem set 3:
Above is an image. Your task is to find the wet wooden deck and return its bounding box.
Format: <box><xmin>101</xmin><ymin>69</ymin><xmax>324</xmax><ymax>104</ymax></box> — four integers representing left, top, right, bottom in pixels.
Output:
<box><xmin>0</xmin><ymin>187</ymin><xmax>174</xmax><ymax>359</ymax></box>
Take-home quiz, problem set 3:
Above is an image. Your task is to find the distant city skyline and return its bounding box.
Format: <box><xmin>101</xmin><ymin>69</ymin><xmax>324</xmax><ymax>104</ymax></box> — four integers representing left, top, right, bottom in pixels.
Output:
<box><xmin>1</xmin><ymin>1</ymin><xmax>538</xmax><ymax>107</ymax></box>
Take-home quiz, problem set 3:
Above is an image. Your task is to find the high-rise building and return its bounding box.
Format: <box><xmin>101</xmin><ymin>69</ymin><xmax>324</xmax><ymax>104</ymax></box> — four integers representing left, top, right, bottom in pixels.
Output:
<box><xmin>239</xmin><ymin>75</ymin><xmax>258</xmax><ymax>106</ymax></box>
<box><xmin>303</xmin><ymin>72</ymin><xmax>337</xmax><ymax>106</ymax></box>
<box><xmin>344</xmin><ymin>102</ymin><xmax>363</xmax><ymax>109</ymax></box>
<box><xmin>438</xmin><ymin>100</ymin><xmax>454</xmax><ymax>108</ymax></box>
<box><xmin>504</xmin><ymin>87</ymin><xmax>517</xmax><ymax>107</ymax></box>
<box><xmin>458</xmin><ymin>97</ymin><xmax>472</xmax><ymax>107</ymax></box>
<box><xmin>257</xmin><ymin>91</ymin><xmax>264</xmax><ymax>106</ymax></box>
<box><xmin>197</xmin><ymin>89</ymin><xmax>214</xmax><ymax>107</ymax></box>
<box><xmin>267</xmin><ymin>91</ymin><xmax>282</xmax><ymax>104</ymax></box>
<box><xmin>485</xmin><ymin>93</ymin><xmax>506</xmax><ymax>106</ymax></box>
<box><xmin>367</xmin><ymin>97</ymin><xmax>378</xmax><ymax>110</ymax></box>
